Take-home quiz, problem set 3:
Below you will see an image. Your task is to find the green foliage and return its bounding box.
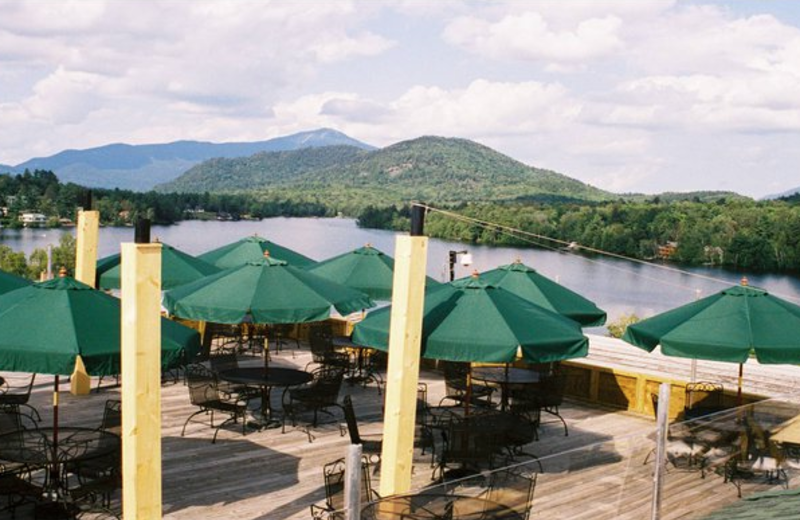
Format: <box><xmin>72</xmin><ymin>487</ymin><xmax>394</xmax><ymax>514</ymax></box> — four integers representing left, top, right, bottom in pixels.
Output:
<box><xmin>158</xmin><ymin>137</ymin><xmax>615</xmax><ymax>204</ymax></box>
<box><xmin>51</xmin><ymin>234</ymin><xmax>77</xmax><ymax>276</ymax></box>
<box><xmin>607</xmin><ymin>314</ymin><xmax>641</xmax><ymax>338</ymax></box>
<box><xmin>357</xmin><ymin>198</ymin><xmax>800</xmax><ymax>273</ymax></box>
<box><xmin>0</xmin><ymin>246</ymin><xmax>28</xmax><ymax>277</ymax></box>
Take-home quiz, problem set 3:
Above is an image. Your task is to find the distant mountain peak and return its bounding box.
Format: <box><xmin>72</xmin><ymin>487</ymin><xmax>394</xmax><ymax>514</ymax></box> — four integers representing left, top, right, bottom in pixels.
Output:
<box><xmin>2</xmin><ymin>129</ymin><xmax>374</xmax><ymax>191</ymax></box>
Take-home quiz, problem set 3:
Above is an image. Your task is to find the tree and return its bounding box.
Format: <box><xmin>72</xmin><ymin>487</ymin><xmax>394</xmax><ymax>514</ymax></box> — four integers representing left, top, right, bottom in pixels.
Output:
<box><xmin>51</xmin><ymin>234</ymin><xmax>77</xmax><ymax>275</ymax></box>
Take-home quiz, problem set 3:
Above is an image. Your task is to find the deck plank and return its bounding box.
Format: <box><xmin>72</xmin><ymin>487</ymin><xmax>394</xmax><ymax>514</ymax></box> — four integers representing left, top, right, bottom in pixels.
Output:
<box><xmin>3</xmin><ymin>334</ymin><xmax>799</xmax><ymax>519</ymax></box>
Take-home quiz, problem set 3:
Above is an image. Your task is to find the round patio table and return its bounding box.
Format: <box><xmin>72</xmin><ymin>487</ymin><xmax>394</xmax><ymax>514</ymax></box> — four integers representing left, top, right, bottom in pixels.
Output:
<box><xmin>471</xmin><ymin>366</ymin><xmax>542</xmax><ymax>411</ymax></box>
<box><xmin>361</xmin><ymin>494</ymin><xmax>523</xmax><ymax>519</ymax></box>
<box><xmin>0</xmin><ymin>426</ymin><xmax>120</xmax><ymax>515</ymax></box>
<box><xmin>219</xmin><ymin>366</ymin><xmax>312</xmax><ymax>429</ymax></box>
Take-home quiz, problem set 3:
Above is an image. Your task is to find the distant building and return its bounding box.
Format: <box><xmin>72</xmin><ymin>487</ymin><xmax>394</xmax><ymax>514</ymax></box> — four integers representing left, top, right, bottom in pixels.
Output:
<box><xmin>18</xmin><ymin>212</ymin><xmax>48</xmax><ymax>227</ymax></box>
<box><xmin>657</xmin><ymin>241</ymin><xmax>678</xmax><ymax>259</ymax></box>
<box><xmin>704</xmin><ymin>245</ymin><xmax>724</xmax><ymax>265</ymax></box>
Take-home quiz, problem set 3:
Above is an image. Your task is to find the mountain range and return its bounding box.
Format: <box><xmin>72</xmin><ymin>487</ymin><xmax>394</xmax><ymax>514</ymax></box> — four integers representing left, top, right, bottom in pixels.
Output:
<box><xmin>765</xmin><ymin>186</ymin><xmax>800</xmax><ymax>200</ymax></box>
<box><xmin>157</xmin><ymin>135</ymin><xmax>615</xmax><ymax>204</ymax></box>
<box><xmin>1</xmin><ymin>128</ymin><xmax>767</xmax><ymax>204</ymax></box>
<box><xmin>1</xmin><ymin>129</ymin><xmax>373</xmax><ymax>191</ymax></box>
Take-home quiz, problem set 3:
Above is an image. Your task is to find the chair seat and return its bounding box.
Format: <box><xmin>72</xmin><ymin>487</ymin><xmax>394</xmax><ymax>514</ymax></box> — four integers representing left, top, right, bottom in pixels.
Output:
<box><xmin>684</xmin><ymin>406</ymin><xmax>728</xmax><ymax>420</ymax></box>
<box><xmin>206</xmin><ymin>399</ymin><xmax>246</xmax><ymax>414</ymax></box>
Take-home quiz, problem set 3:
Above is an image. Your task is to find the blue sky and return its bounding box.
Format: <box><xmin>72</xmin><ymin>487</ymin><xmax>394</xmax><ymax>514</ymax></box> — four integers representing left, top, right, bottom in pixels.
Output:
<box><xmin>2</xmin><ymin>0</ymin><xmax>800</xmax><ymax>197</ymax></box>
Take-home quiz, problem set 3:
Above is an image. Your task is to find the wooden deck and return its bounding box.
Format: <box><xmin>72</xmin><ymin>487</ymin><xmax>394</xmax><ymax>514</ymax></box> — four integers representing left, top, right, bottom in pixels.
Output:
<box><xmin>4</xmin><ymin>334</ymin><xmax>800</xmax><ymax>519</ymax></box>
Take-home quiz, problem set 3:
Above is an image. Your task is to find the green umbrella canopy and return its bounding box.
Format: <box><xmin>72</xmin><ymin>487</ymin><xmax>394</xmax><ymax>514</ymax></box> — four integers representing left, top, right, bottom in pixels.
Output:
<box><xmin>622</xmin><ymin>284</ymin><xmax>800</xmax><ymax>364</ymax></box>
<box><xmin>307</xmin><ymin>244</ymin><xmax>441</xmax><ymax>301</ymax></box>
<box><xmin>198</xmin><ymin>235</ymin><xmax>317</xmax><ymax>269</ymax></box>
<box><xmin>352</xmin><ymin>276</ymin><xmax>588</xmax><ymax>364</ymax></box>
<box><xmin>163</xmin><ymin>256</ymin><xmax>375</xmax><ymax>324</ymax></box>
<box><xmin>475</xmin><ymin>260</ymin><xmax>607</xmax><ymax>327</ymax></box>
<box><xmin>98</xmin><ymin>243</ymin><xmax>221</xmax><ymax>290</ymax></box>
<box><xmin>0</xmin><ymin>269</ymin><xmax>31</xmax><ymax>295</ymax></box>
<box><xmin>0</xmin><ymin>276</ymin><xmax>201</xmax><ymax>376</ymax></box>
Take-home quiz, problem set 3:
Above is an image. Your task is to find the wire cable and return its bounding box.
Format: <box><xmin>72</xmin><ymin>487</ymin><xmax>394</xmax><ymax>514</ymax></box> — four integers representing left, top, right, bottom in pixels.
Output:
<box><xmin>413</xmin><ymin>202</ymin><xmax>800</xmax><ymax>303</ymax></box>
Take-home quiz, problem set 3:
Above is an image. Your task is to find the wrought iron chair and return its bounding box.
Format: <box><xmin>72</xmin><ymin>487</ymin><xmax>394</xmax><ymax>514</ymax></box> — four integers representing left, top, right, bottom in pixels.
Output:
<box><xmin>434</xmin><ymin>410</ymin><xmax>501</xmax><ymax>482</ymax></box>
<box><xmin>439</xmin><ymin>362</ymin><xmax>494</xmax><ymax>408</ymax></box>
<box><xmin>208</xmin><ymin>352</ymin><xmax>260</xmax><ymax>403</ymax></box>
<box><xmin>644</xmin><ymin>393</ymin><xmax>708</xmax><ymax>474</ymax></box>
<box><xmin>64</xmin><ymin>402</ymin><xmax>123</xmax><ymax>516</ymax></box>
<box><xmin>684</xmin><ymin>381</ymin><xmax>726</xmax><ymax>420</ymax></box>
<box><xmin>270</xmin><ymin>323</ymin><xmax>300</xmax><ymax>355</ymax></box>
<box><xmin>310</xmin><ymin>457</ymin><xmax>378</xmax><ymax>520</ymax></box>
<box><xmin>282</xmin><ymin>366</ymin><xmax>346</xmax><ymax>442</ymax></box>
<box><xmin>308</xmin><ymin>326</ymin><xmax>351</xmax><ymax>372</ymax></box>
<box><xmin>535</xmin><ymin>373</ymin><xmax>569</xmax><ymax>436</ymax></box>
<box><xmin>481</xmin><ymin>467</ymin><xmax>538</xmax><ymax>520</ymax></box>
<box><xmin>182</xmin><ymin>364</ymin><xmax>248</xmax><ymax>443</ymax></box>
<box><xmin>0</xmin><ymin>374</ymin><xmax>41</xmax><ymax>424</ymax></box>
<box><xmin>0</xmin><ymin>407</ymin><xmax>42</xmax><ymax>516</ymax></box>
<box><xmin>341</xmin><ymin>395</ymin><xmax>382</xmax><ymax>463</ymax></box>
<box><xmin>507</xmin><ymin>383</ymin><xmax>541</xmax><ymax>442</ymax></box>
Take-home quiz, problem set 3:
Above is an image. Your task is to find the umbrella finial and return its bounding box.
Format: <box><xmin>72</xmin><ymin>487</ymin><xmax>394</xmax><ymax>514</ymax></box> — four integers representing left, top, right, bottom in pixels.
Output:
<box><xmin>263</xmin><ymin>250</ymin><xmax>270</xmax><ymax>258</ymax></box>
<box><xmin>471</xmin><ymin>270</ymin><xmax>480</xmax><ymax>279</ymax></box>
<box><xmin>741</xmin><ymin>277</ymin><xmax>749</xmax><ymax>286</ymax></box>
<box><xmin>514</xmin><ymin>256</ymin><xmax>522</xmax><ymax>264</ymax></box>
<box><xmin>153</xmin><ymin>236</ymin><xmax>161</xmax><ymax>243</ymax></box>
<box><xmin>59</xmin><ymin>266</ymin><xmax>68</xmax><ymax>278</ymax></box>
<box><xmin>365</xmin><ymin>242</ymin><xmax>372</xmax><ymax>248</ymax></box>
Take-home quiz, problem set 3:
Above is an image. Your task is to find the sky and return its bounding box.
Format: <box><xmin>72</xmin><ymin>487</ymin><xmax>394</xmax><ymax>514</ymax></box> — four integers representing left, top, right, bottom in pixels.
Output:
<box><xmin>2</xmin><ymin>0</ymin><xmax>800</xmax><ymax>198</ymax></box>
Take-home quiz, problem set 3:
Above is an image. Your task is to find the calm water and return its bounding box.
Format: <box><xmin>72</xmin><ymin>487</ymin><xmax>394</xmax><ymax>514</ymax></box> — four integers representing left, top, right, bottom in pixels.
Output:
<box><xmin>3</xmin><ymin>218</ymin><xmax>800</xmax><ymax>327</ymax></box>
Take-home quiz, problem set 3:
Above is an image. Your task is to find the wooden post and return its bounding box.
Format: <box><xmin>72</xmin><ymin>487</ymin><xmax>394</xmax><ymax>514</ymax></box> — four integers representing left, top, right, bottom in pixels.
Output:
<box><xmin>75</xmin><ymin>210</ymin><xmax>99</xmax><ymax>287</ymax></box>
<box><xmin>121</xmin><ymin>242</ymin><xmax>163</xmax><ymax>519</ymax></box>
<box><xmin>71</xmin><ymin>209</ymin><xmax>99</xmax><ymax>395</ymax></box>
<box><xmin>379</xmin><ymin>234</ymin><xmax>428</xmax><ymax>497</ymax></box>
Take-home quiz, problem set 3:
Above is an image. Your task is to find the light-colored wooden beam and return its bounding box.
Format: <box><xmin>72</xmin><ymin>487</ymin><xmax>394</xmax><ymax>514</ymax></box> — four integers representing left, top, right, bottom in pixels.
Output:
<box><xmin>121</xmin><ymin>242</ymin><xmax>163</xmax><ymax>519</ymax></box>
<box><xmin>74</xmin><ymin>210</ymin><xmax>99</xmax><ymax>287</ymax></box>
<box><xmin>379</xmin><ymin>235</ymin><xmax>428</xmax><ymax>497</ymax></box>
<box><xmin>71</xmin><ymin>209</ymin><xmax>100</xmax><ymax>395</ymax></box>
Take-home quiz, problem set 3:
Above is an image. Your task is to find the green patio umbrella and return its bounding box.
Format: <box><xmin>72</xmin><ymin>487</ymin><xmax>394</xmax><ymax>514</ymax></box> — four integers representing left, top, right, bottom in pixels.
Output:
<box><xmin>98</xmin><ymin>243</ymin><xmax>221</xmax><ymax>290</ymax></box>
<box><xmin>307</xmin><ymin>244</ymin><xmax>440</xmax><ymax>301</ymax></box>
<box><xmin>163</xmin><ymin>255</ymin><xmax>374</xmax><ymax>325</ymax></box>
<box><xmin>198</xmin><ymin>235</ymin><xmax>317</xmax><ymax>269</ymax></box>
<box><xmin>0</xmin><ymin>276</ymin><xmax>201</xmax><ymax>376</ymax></box>
<box><xmin>0</xmin><ymin>268</ymin><xmax>31</xmax><ymax>295</ymax></box>
<box><xmin>352</xmin><ymin>275</ymin><xmax>588</xmax><ymax>364</ymax></box>
<box><xmin>475</xmin><ymin>260</ymin><xmax>607</xmax><ymax>327</ymax></box>
<box><xmin>0</xmin><ymin>275</ymin><xmax>202</xmax><ymax>441</ymax></box>
<box><xmin>622</xmin><ymin>282</ymin><xmax>800</xmax><ymax>403</ymax></box>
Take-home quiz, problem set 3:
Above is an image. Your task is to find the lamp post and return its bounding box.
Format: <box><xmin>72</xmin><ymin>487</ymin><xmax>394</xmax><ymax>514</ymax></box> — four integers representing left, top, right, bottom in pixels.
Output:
<box><xmin>448</xmin><ymin>250</ymin><xmax>472</xmax><ymax>281</ymax></box>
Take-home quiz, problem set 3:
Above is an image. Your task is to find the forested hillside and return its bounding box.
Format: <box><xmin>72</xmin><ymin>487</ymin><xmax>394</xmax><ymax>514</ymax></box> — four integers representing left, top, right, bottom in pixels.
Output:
<box><xmin>158</xmin><ymin>136</ymin><xmax>614</xmax><ymax>204</ymax></box>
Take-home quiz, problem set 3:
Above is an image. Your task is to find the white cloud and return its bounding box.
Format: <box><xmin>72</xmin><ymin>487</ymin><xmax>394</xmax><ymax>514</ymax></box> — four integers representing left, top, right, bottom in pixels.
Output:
<box><xmin>443</xmin><ymin>11</ymin><xmax>623</xmax><ymax>63</ymax></box>
<box><xmin>24</xmin><ymin>67</ymin><xmax>105</xmax><ymax>124</ymax></box>
<box><xmin>2</xmin><ymin>0</ymin><xmax>800</xmax><ymax>198</ymax></box>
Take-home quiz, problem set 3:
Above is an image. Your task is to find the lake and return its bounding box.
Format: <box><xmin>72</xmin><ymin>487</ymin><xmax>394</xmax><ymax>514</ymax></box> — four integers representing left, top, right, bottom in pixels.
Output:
<box><xmin>3</xmin><ymin>217</ymin><xmax>800</xmax><ymax>328</ymax></box>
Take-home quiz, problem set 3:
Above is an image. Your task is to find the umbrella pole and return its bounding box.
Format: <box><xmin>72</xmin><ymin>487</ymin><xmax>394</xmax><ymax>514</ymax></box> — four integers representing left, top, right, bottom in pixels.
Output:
<box><xmin>53</xmin><ymin>375</ymin><xmax>59</xmax><ymax>444</ymax></box>
<box><xmin>52</xmin><ymin>375</ymin><xmax>60</xmax><ymax>496</ymax></box>
<box><xmin>465</xmin><ymin>367</ymin><xmax>472</xmax><ymax>417</ymax></box>
<box><xmin>737</xmin><ymin>363</ymin><xmax>744</xmax><ymax>407</ymax></box>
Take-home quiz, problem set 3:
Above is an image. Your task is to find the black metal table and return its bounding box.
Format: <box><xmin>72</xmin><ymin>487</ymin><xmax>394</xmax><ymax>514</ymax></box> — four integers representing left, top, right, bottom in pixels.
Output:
<box><xmin>471</xmin><ymin>367</ymin><xmax>542</xmax><ymax>411</ymax></box>
<box><xmin>0</xmin><ymin>426</ymin><xmax>120</xmax><ymax>516</ymax></box>
<box><xmin>362</xmin><ymin>494</ymin><xmax>524</xmax><ymax>519</ymax></box>
<box><xmin>219</xmin><ymin>367</ymin><xmax>312</xmax><ymax>429</ymax></box>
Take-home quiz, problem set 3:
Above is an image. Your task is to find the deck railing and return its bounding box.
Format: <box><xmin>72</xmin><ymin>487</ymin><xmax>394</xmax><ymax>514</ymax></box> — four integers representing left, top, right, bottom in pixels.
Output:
<box><xmin>338</xmin><ymin>392</ymin><xmax>800</xmax><ymax>519</ymax></box>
